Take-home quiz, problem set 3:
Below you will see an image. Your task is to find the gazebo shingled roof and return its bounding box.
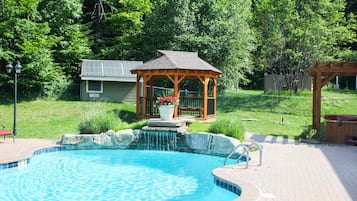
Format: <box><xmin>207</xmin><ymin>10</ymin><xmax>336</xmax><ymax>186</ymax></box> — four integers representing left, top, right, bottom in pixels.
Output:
<box><xmin>131</xmin><ymin>50</ymin><xmax>222</xmax><ymax>119</ymax></box>
<box><xmin>307</xmin><ymin>61</ymin><xmax>357</xmax><ymax>131</ymax></box>
<box><xmin>131</xmin><ymin>50</ymin><xmax>222</xmax><ymax>74</ymax></box>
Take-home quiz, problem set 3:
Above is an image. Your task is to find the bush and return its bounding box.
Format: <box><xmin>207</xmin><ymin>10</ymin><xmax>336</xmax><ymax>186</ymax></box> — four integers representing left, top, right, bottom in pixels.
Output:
<box><xmin>300</xmin><ymin>124</ymin><xmax>324</xmax><ymax>140</ymax></box>
<box><xmin>208</xmin><ymin>119</ymin><xmax>245</xmax><ymax>141</ymax></box>
<box><xmin>79</xmin><ymin>111</ymin><xmax>119</xmax><ymax>134</ymax></box>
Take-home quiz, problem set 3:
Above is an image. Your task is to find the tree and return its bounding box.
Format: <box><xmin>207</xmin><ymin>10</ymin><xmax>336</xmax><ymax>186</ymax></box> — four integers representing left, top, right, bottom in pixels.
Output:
<box><xmin>84</xmin><ymin>0</ymin><xmax>152</xmax><ymax>60</ymax></box>
<box><xmin>0</xmin><ymin>0</ymin><xmax>65</xmax><ymax>98</ymax></box>
<box><xmin>141</xmin><ymin>0</ymin><xmax>256</xmax><ymax>91</ymax></box>
<box><xmin>39</xmin><ymin>0</ymin><xmax>91</xmax><ymax>80</ymax></box>
<box><xmin>253</xmin><ymin>0</ymin><xmax>356</xmax><ymax>92</ymax></box>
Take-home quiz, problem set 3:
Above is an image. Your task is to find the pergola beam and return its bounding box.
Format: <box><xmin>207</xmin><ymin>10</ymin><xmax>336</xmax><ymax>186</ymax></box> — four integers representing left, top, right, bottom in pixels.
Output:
<box><xmin>307</xmin><ymin>61</ymin><xmax>357</xmax><ymax>131</ymax></box>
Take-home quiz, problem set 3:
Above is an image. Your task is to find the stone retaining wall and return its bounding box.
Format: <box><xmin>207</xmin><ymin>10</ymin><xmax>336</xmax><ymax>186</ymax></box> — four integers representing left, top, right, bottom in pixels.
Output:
<box><xmin>61</xmin><ymin>130</ymin><xmax>241</xmax><ymax>157</ymax></box>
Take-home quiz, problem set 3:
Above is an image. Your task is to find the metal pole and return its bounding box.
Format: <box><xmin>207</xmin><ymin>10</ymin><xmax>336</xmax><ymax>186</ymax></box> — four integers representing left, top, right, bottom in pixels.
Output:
<box><xmin>12</xmin><ymin>72</ymin><xmax>17</xmax><ymax>142</ymax></box>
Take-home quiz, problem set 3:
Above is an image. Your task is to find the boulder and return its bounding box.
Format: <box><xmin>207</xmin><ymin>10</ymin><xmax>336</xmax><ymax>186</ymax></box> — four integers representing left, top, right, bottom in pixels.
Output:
<box><xmin>210</xmin><ymin>134</ymin><xmax>241</xmax><ymax>155</ymax></box>
<box><xmin>112</xmin><ymin>129</ymin><xmax>136</xmax><ymax>148</ymax></box>
<box><xmin>185</xmin><ymin>132</ymin><xmax>212</xmax><ymax>151</ymax></box>
<box><xmin>93</xmin><ymin>132</ymin><xmax>113</xmax><ymax>147</ymax></box>
<box><xmin>61</xmin><ymin>134</ymin><xmax>95</xmax><ymax>147</ymax></box>
<box><xmin>61</xmin><ymin>130</ymin><xmax>136</xmax><ymax>149</ymax></box>
<box><xmin>185</xmin><ymin>132</ymin><xmax>241</xmax><ymax>156</ymax></box>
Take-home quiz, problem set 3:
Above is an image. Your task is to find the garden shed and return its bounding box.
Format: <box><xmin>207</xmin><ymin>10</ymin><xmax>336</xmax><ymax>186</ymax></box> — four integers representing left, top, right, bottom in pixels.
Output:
<box><xmin>131</xmin><ymin>50</ymin><xmax>222</xmax><ymax>120</ymax></box>
<box><xmin>264</xmin><ymin>73</ymin><xmax>311</xmax><ymax>92</ymax></box>
<box><xmin>80</xmin><ymin>59</ymin><xmax>143</xmax><ymax>103</ymax></box>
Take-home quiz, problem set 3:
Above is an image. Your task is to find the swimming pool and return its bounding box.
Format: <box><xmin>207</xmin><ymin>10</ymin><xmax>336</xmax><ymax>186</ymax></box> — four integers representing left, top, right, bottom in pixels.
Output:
<box><xmin>0</xmin><ymin>149</ymin><xmax>239</xmax><ymax>201</ymax></box>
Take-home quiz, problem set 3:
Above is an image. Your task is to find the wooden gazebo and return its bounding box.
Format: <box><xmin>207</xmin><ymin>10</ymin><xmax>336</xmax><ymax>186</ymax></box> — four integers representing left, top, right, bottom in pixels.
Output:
<box><xmin>131</xmin><ymin>50</ymin><xmax>222</xmax><ymax>120</ymax></box>
<box><xmin>307</xmin><ymin>61</ymin><xmax>357</xmax><ymax>131</ymax></box>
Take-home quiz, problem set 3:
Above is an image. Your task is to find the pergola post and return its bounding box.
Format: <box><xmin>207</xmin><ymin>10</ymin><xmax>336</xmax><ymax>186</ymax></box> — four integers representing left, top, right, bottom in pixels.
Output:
<box><xmin>312</xmin><ymin>73</ymin><xmax>322</xmax><ymax>130</ymax></box>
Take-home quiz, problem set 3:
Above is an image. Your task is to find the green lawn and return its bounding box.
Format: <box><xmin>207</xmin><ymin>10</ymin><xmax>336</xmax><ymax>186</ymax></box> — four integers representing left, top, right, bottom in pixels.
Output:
<box><xmin>1</xmin><ymin>89</ymin><xmax>356</xmax><ymax>140</ymax></box>
<box><xmin>190</xmin><ymin>89</ymin><xmax>357</xmax><ymax>139</ymax></box>
<box><xmin>0</xmin><ymin>100</ymin><xmax>137</xmax><ymax>139</ymax></box>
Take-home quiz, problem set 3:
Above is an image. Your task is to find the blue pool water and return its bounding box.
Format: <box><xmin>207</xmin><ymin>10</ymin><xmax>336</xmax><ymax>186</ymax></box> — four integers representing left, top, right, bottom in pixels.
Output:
<box><xmin>0</xmin><ymin>150</ymin><xmax>239</xmax><ymax>201</ymax></box>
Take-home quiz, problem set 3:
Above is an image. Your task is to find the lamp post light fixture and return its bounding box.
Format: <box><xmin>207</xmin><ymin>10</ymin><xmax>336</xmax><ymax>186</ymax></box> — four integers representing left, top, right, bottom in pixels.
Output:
<box><xmin>6</xmin><ymin>61</ymin><xmax>22</xmax><ymax>142</ymax></box>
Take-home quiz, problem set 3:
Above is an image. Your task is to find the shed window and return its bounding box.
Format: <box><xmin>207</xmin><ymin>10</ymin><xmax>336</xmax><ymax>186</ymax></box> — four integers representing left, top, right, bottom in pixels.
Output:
<box><xmin>87</xmin><ymin>80</ymin><xmax>103</xmax><ymax>93</ymax></box>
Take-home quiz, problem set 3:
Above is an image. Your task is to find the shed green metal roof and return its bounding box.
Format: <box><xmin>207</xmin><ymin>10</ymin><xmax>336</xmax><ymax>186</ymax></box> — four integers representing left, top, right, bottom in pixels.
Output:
<box><xmin>81</xmin><ymin>59</ymin><xmax>143</xmax><ymax>82</ymax></box>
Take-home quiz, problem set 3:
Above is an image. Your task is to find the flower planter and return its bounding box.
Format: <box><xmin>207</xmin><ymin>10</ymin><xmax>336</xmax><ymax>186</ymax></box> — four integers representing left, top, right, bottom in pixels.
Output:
<box><xmin>159</xmin><ymin>105</ymin><xmax>175</xmax><ymax>121</ymax></box>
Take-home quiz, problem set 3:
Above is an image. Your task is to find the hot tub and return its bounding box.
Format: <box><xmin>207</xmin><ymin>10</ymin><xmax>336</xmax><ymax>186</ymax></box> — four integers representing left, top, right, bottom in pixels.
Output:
<box><xmin>324</xmin><ymin>114</ymin><xmax>357</xmax><ymax>145</ymax></box>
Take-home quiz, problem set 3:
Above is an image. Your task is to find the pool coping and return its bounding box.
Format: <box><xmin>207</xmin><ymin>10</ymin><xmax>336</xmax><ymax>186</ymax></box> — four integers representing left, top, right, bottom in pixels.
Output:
<box><xmin>0</xmin><ymin>146</ymin><xmax>66</xmax><ymax>170</ymax></box>
<box><xmin>213</xmin><ymin>166</ymin><xmax>260</xmax><ymax>201</ymax></box>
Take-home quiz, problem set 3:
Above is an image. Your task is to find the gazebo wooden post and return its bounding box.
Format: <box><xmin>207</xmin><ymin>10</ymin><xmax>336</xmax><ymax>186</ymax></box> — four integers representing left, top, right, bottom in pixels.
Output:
<box><xmin>142</xmin><ymin>76</ymin><xmax>148</xmax><ymax>119</ymax></box>
<box><xmin>173</xmin><ymin>75</ymin><xmax>180</xmax><ymax>118</ymax></box>
<box><xmin>149</xmin><ymin>78</ymin><xmax>154</xmax><ymax>116</ymax></box>
<box><xmin>135</xmin><ymin>75</ymin><xmax>141</xmax><ymax>119</ymax></box>
<box><xmin>213</xmin><ymin>78</ymin><xmax>217</xmax><ymax>115</ymax></box>
<box><xmin>203</xmin><ymin>76</ymin><xmax>209</xmax><ymax>119</ymax></box>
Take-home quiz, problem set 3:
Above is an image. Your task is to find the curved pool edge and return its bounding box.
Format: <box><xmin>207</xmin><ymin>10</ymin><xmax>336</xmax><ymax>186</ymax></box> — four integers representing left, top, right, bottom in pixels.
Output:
<box><xmin>212</xmin><ymin>166</ymin><xmax>260</xmax><ymax>201</ymax></box>
<box><xmin>1</xmin><ymin>139</ymin><xmax>256</xmax><ymax>200</ymax></box>
<box><xmin>0</xmin><ymin>139</ymin><xmax>61</xmax><ymax>169</ymax></box>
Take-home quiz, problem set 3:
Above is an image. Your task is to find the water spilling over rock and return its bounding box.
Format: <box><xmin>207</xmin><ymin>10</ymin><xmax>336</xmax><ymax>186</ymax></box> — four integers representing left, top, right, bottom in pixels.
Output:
<box><xmin>136</xmin><ymin>118</ymin><xmax>188</xmax><ymax>151</ymax></box>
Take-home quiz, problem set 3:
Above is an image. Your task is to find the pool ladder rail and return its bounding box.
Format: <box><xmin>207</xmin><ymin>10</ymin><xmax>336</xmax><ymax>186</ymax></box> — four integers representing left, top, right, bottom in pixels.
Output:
<box><xmin>224</xmin><ymin>142</ymin><xmax>263</xmax><ymax>168</ymax></box>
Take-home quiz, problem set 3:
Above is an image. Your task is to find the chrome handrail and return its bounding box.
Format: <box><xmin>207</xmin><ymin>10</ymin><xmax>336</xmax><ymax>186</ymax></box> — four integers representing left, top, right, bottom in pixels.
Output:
<box><xmin>250</xmin><ymin>141</ymin><xmax>263</xmax><ymax>166</ymax></box>
<box><xmin>224</xmin><ymin>141</ymin><xmax>263</xmax><ymax>169</ymax></box>
<box><xmin>224</xmin><ymin>143</ymin><xmax>249</xmax><ymax>168</ymax></box>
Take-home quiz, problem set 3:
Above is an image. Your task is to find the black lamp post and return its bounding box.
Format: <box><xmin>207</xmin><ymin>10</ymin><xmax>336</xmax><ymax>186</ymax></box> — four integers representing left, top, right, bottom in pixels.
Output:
<box><xmin>6</xmin><ymin>61</ymin><xmax>22</xmax><ymax>142</ymax></box>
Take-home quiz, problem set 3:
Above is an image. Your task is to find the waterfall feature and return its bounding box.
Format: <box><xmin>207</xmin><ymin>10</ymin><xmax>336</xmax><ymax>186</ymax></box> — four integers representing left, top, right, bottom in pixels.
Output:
<box><xmin>138</xmin><ymin>130</ymin><xmax>177</xmax><ymax>151</ymax></box>
<box><xmin>136</xmin><ymin>118</ymin><xmax>188</xmax><ymax>151</ymax></box>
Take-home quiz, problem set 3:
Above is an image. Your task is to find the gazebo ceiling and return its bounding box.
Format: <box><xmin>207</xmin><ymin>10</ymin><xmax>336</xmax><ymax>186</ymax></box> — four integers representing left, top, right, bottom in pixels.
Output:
<box><xmin>307</xmin><ymin>61</ymin><xmax>357</xmax><ymax>76</ymax></box>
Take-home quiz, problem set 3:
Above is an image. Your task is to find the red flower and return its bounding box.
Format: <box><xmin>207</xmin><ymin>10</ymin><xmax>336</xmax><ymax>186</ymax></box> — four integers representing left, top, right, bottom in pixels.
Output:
<box><xmin>155</xmin><ymin>96</ymin><xmax>179</xmax><ymax>106</ymax></box>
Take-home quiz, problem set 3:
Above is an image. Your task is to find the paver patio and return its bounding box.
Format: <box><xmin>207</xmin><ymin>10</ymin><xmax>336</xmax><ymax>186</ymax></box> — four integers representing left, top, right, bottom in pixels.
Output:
<box><xmin>1</xmin><ymin>135</ymin><xmax>356</xmax><ymax>201</ymax></box>
<box><xmin>214</xmin><ymin>133</ymin><xmax>357</xmax><ymax>201</ymax></box>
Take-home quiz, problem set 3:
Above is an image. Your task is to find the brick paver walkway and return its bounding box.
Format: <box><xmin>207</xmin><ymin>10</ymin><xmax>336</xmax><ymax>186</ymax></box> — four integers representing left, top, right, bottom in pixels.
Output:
<box><xmin>215</xmin><ymin>133</ymin><xmax>357</xmax><ymax>201</ymax></box>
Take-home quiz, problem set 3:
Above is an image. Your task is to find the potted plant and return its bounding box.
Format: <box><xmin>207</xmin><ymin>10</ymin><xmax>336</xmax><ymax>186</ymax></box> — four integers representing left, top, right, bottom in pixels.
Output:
<box><xmin>155</xmin><ymin>96</ymin><xmax>179</xmax><ymax>120</ymax></box>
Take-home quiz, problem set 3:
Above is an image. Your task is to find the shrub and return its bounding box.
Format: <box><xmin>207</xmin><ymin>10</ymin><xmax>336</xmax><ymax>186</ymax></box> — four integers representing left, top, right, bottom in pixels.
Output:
<box><xmin>300</xmin><ymin>125</ymin><xmax>324</xmax><ymax>140</ymax></box>
<box><xmin>208</xmin><ymin>119</ymin><xmax>245</xmax><ymax>141</ymax></box>
<box><xmin>79</xmin><ymin>111</ymin><xmax>118</xmax><ymax>134</ymax></box>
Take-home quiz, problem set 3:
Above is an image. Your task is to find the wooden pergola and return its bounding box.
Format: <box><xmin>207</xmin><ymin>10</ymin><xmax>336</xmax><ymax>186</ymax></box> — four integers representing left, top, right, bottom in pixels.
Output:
<box><xmin>307</xmin><ymin>61</ymin><xmax>357</xmax><ymax>131</ymax></box>
<box><xmin>131</xmin><ymin>50</ymin><xmax>222</xmax><ymax>120</ymax></box>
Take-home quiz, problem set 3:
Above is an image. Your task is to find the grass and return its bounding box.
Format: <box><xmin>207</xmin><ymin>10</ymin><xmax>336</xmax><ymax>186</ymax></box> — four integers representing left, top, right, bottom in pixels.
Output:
<box><xmin>0</xmin><ymin>100</ymin><xmax>137</xmax><ymax>139</ymax></box>
<box><xmin>193</xmin><ymin>89</ymin><xmax>357</xmax><ymax>139</ymax></box>
<box><xmin>1</xmin><ymin>89</ymin><xmax>356</xmax><ymax>140</ymax></box>
<box><xmin>217</xmin><ymin>90</ymin><xmax>357</xmax><ymax>139</ymax></box>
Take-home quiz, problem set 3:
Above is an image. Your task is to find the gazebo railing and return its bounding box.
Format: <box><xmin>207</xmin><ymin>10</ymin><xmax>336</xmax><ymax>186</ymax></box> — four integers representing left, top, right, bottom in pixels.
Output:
<box><xmin>139</xmin><ymin>96</ymin><xmax>214</xmax><ymax>118</ymax></box>
<box><xmin>178</xmin><ymin>97</ymin><xmax>203</xmax><ymax>117</ymax></box>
